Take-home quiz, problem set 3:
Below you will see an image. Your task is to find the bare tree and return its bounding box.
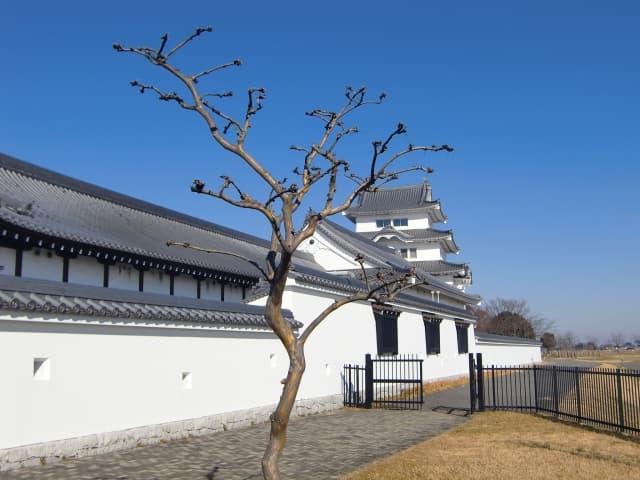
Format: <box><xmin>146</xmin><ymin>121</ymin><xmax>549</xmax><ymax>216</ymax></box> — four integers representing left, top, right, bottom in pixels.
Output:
<box><xmin>556</xmin><ymin>331</ymin><xmax>577</xmax><ymax>350</ymax></box>
<box><xmin>114</xmin><ymin>27</ymin><xmax>453</xmax><ymax>480</ymax></box>
<box><xmin>610</xmin><ymin>333</ymin><xmax>625</xmax><ymax>349</ymax></box>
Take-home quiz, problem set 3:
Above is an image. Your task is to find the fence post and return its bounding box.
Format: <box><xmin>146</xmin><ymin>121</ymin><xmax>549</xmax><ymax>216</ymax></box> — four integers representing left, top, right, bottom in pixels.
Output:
<box><xmin>533</xmin><ymin>365</ymin><xmax>539</xmax><ymax>413</ymax></box>
<box><xmin>552</xmin><ymin>366</ymin><xmax>559</xmax><ymax>416</ymax></box>
<box><xmin>616</xmin><ymin>368</ymin><xmax>625</xmax><ymax>432</ymax></box>
<box><xmin>574</xmin><ymin>367</ymin><xmax>582</xmax><ymax>422</ymax></box>
<box><xmin>468</xmin><ymin>353</ymin><xmax>476</xmax><ymax>413</ymax></box>
<box><xmin>476</xmin><ymin>353</ymin><xmax>485</xmax><ymax>412</ymax></box>
<box><xmin>419</xmin><ymin>359</ymin><xmax>424</xmax><ymax>406</ymax></box>
<box><xmin>364</xmin><ymin>354</ymin><xmax>373</xmax><ymax>409</ymax></box>
<box><xmin>491</xmin><ymin>365</ymin><xmax>497</xmax><ymax>410</ymax></box>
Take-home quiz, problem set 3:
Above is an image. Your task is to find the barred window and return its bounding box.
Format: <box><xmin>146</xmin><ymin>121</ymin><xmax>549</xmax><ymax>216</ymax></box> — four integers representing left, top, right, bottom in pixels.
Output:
<box><xmin>376</xmin><ymin>219</ymin><xmax>391</xmax><ymax>228</ymax></box>
<box><xmin>423</xmin><ymin>315</ymin><xmax>441</xmax><ymax>355</ymax></box>
<box><xmin>456</xmin><ymin>322</ymin><xmax>469</xmax><ymax>354</ymax></box>
<box><xmin>373</xmin><ymin>306</ymin><xmax>399</xmax><ymax>356</ymax></box>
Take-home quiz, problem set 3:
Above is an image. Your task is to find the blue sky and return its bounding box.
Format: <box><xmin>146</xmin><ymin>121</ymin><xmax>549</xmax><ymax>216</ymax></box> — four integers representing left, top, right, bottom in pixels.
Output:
<box><xmin>1</xmin><ymin>1</ymin><xmax>638</xmax><ymax>341</ymax></box>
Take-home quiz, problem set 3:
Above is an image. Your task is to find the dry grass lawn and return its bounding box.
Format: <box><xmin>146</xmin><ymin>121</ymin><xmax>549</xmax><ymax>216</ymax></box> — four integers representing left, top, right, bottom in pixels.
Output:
<box><xmin>342</xmin><ymin>412</ymin><xmax>640</xmax><ymax>480</ymax></box>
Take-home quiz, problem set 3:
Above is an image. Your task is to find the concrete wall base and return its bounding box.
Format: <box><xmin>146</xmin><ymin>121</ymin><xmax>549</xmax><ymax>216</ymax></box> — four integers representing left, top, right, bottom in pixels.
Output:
<box><xmin>0</xmin><ymin>394</ymin><xmax>342</xmax><ymax>472</ymax></box>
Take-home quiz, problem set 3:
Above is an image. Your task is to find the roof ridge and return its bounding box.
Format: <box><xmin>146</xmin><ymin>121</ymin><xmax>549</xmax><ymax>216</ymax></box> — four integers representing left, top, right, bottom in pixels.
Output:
<box><xmin>0</xmin><ymin>152</ymin><xmax>273</xmax><ymax>250</ymax></box>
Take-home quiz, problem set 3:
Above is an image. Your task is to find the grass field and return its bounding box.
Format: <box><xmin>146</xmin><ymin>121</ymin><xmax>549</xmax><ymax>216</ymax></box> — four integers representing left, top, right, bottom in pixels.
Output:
<box><xmin>342</xmin><ymin>411</ymin><xmax>640</xmax><ymax>480</ymax></box>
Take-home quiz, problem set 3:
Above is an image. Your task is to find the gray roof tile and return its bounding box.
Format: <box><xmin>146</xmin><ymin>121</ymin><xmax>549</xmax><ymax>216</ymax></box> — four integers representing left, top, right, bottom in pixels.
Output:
<box><xmin>345</xmin><ymin>183</ymin><xmax>446</xmax><ymax>222</ymax></box>
<box><xmin>412</xmin><ymin>260</ymin><xmax>469</xmax><ymax>276</ymax></box>
<box><xmin>0</xmin><ymin>275</ymin><xmax>300</xmax><ymax>328</ymax></box>
<box><xmin>363</xmin><ymin>226</ymin><xmax>459</xmax><ymax>253</ymax></box>
<box><xmin>0</xmin><ymin>153</ymin><xmax>321</xmax><ymax>283</ymax></box>
<box><xmin>315</xmin><ymin>220</ymin><xmax>479</xmax><ymax>303</ymax></box>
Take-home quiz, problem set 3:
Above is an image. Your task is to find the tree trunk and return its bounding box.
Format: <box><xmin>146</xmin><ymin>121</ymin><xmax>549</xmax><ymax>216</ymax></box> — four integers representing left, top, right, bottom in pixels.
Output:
<box><xmin>261</xmin><ymin>341</ymin><xmax>305</xmax><ymax>480</ymax></box>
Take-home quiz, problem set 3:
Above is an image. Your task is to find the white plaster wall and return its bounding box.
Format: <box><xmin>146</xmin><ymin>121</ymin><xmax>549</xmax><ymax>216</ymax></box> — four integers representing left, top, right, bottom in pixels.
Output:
<box><xmin>68</xmin><ymin>256</ymin><xmax>102</xmax><ymax>287</ymax></box>
<box><xmin>298</xmin><ymin>232</ymin><xmax>378</xmax><ymax>271</ymax></box>
<box><xmin>109</xmin><ymin>263</ymin><xmax>138</xmax><ymax>291</ymax></box>
<box><xmin>0</xmin><ymin>246</ymin><xmax>15</xmax><ymax>276</ymax></box>
<box><xmin>144</xmin><ymin>269</ymin><xmax>170</xmax><ymax>295</ymax></box>
<box><xmin>225</xmin><ymin>284</ymin><xmax>244</xmax><ymax>303</ymax></box>
<box><xmin>200</xmin><ymin>279</ymin><xmax>221</xmax><ymax>301</ymax></box>
<box><xmin>354</xmin><ymin>213</ymin><xmax>430</xmax><ymax>232</ymax></box>
<box><xmin>287</xmin><ymin>287</ymin><xmax>474</xmax><ymax>400</ymax></box>
<box><xmin>174</xmin><ymin>275</ymin><xmax>197</xmax><ymax>298</ymax></box>
<box><xmin>22</xmin><ymin>249</ymin><xmax>62</xmax><ymax>282</ymax></box>
<box><xmin>398</xmin><ymin>316</ymin><xmax>473</xmax><ymax>380</ymax></box>
<box><xmin>0</xmin><ymin>315</ymin><xmax>288</xmax><ymax>450</ymax></box>
<box><xmin>475</xmin><ymin>341</ymin><xmax>542</xmax><ymax>366</ymax></box>
<box><xmin>290</xmin><ymin>289</ymin><xmax>378</xmax><ymax>400</ymax></box>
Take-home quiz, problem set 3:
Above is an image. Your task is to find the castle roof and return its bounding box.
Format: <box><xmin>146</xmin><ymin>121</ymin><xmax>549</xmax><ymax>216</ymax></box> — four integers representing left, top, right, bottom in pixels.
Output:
<box><xmin>345</xmin><ymin>182</ymin><xmax>447</xmax><ymax>223</ymax></box>
<box><xmin>412</xmin><ymin>260</ymin><xmax>469</xmax><ymax>277</ymax></box>
<box><xmin>0</xmin><ymin>152</ymin><xmax>478</xmax><ymax>315</ymax></box>
<box><xmin>364</xmin><ymin>226</ymin><xmax>459</xmax><ymax>254</ymax></box>
<box><xmin>0</xmin><ymin>153</ymin><xmax>317</xmax><ymax>285</ymax></box>
<box><xmin>315</xmin><ymin>219</ymin><xmax>479</xmax><ymax>303</ymax></box>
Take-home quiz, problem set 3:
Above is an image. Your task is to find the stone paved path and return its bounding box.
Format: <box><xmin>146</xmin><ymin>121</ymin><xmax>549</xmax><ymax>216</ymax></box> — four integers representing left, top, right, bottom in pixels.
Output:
<box><xmin>0</xmin><ymin>405</ymin><xmax>467</xmax><ymax>480</ymax></box>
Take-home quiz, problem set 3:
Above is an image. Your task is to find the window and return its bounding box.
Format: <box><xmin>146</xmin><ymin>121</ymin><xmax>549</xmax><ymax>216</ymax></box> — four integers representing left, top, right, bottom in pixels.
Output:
<box><xmin>376</xmin><ymin>219</ymin><xmax>391</xmax><ymax>228</ymax></box>
<box><xmin>401</xmin><ymin>248</ymin><xmax>417</xmax><ymax>259</ymax></box>
<box><xmin>373</xmin><ymin>306</ymin><xmax>399</xmax><ymax>356</ymax></box>
<box><xmin>456</xmin><ymin>323</ymin><xmax>469</xmax><ymax>354</ymax></box>
<box><xmin>423</xmin><ymin>316</ymin><xmax>441</xmax><ymax>355</ymax></box>
<box><xmin>393</xmin><ymin>218</ymin><xmax>408</xmax><ymax>227</ymax></box>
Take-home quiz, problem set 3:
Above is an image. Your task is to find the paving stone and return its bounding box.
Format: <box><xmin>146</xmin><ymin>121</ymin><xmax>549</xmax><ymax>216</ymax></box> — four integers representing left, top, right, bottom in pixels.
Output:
<box><xmin>0</xmin><ymin>391</ymin><xmax>469</xmax><ymax>480</ymax></box>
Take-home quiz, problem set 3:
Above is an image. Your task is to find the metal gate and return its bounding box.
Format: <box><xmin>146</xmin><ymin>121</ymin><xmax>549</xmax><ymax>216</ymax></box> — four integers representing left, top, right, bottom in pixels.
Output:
<box><xmin>343</xmin><ymin>354</ymin><xmax>424</xmax><ymax>409</ymax></box>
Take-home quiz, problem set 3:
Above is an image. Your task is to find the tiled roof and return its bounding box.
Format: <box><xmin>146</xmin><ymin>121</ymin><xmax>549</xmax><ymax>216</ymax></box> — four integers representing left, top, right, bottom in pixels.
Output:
<box><xmin>345</xmin><ymin>183</ymin><xmax>446</xmax><ymax>223</ymax></box>
<box><xmin>412</xmin><ymin>260</ymin><xmax>469</xmax><ymax>276</ymax></box>
<box><xmin>0</xmin><ymin>275</ymin><xmax>300</xmax><ymax>328</ymax></box>
<box><xmin>0</xmin><ymin>153</ymin><xmax>320</xmax><ymax>283</ymax></box>
<box><xmin>315</xmin><ymin>220</ymin><xmax>479</xmax><ymax>303</ymax></box>
<box><xmin>475</xmin><ymin>332</ymin><xmax>541</xmax><ymax>346</ymax></box>
<box><xmin>364</xmin><ymin>227</ymin><xmax>459</xmax><ymax>253</ymax></box>
<box><xmin>290</xmin><ymin>266</ymin><xmax>476</xmax><ymax>321</ymax></box>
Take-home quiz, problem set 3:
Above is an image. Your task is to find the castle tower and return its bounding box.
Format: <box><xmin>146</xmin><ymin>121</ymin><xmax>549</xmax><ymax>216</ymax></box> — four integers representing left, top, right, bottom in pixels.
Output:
<box><xmin>345</xmin><ymin>182</ymin><xmax>472</xmax><ymax>289</ymax></box>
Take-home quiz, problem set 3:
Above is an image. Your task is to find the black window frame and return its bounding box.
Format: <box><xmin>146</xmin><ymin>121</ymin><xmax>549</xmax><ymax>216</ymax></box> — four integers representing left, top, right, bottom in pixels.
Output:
<box><xmin>456</xmin><ymin>322</ymin><xmax>469</xmax><ymax>354</ymax></box>
<box><xmin>373</xmin><ymin>305</ymin><xmax>400</xmax><ymax>356</ymax></box>
<box><xmin>423</xmin><ymin>315</ymin><xmax>441</xmax><ymax>355</ymax></box>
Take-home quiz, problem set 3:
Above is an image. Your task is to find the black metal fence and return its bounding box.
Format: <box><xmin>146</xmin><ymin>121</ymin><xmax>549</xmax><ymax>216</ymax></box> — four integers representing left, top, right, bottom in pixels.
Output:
<box><xmin>343</xmin><ymin>354</ymin><xmax>423</xmax><ymax>409</ymax></box>
<box><xmin>469</xmin><ymin>353</ymin><xmax>640</xmax><ymax>435</ymax></box>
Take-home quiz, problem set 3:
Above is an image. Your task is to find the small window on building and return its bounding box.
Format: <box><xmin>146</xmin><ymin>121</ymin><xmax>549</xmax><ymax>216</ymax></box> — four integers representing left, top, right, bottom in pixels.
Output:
<box><xmin>373</xmin><ymin>305</ymin><xmax>399</xmax><ymax>356</ymax></box>
<box><xmin>33</xmin><ymin>357</ymin><xmax>50</xmax><ymax>381</ymax></box>
<box><xmin>409</xmin><ymin>248</ymin><xmax>417</xmax><ymax>259</ymax></box>
<box><xmin>393</xmin><ymin>218</ymin><xmax>408</xmax><ymax>227</ymax></box>
<box><xmin>423</xmin><ymin>316</ymin><xmax>441</xmax><ymax>355</ymax></box>
<box><xmin>181</xmin><ymin>372</ymin><xmax>193</xmax><ymax>389</ymax></box>
<box><xmin>400</xmin><ymin>248</ymin><xmax>408</xmax><ymax>258</ymax></box>
<box><xmin>456</xmin><ymin>323</ymin><xmax>469</xmax><ymax>354</ymax></box>
<box><xmin>376</xmin><ymin>219</ymin><xmax>391</xmax><ymax>228</ymax></box>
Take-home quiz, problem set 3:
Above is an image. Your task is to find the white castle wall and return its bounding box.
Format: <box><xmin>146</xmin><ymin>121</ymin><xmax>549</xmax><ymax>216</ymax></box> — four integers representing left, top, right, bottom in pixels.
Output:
<box><xmin>0</xmin><ymin>315</ymin><xmax>288</xmax><ymax>453</ymax></box>
<box><xmin>0</xmin><ymin>246</ymin><xmax>15</xmax><ymax>276</ymax></box>
<box><xmin>475</xmin><ymin>340</ymin><xmax>542</xmax><ymax>366</ymax></box>
<box><xmin>68</xmin><ymin>256</ymin><xmax>102</xmax><ymax>287</ymax></box>
<box><xmin>22</xmin><ymin>249</ymin><xmax>63</xmax><ymax>282</ymax></box>
<box><xmin>353</xmin><ymin>213</ymin><xmax>430</xmax><ymax>232</ymax></box>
